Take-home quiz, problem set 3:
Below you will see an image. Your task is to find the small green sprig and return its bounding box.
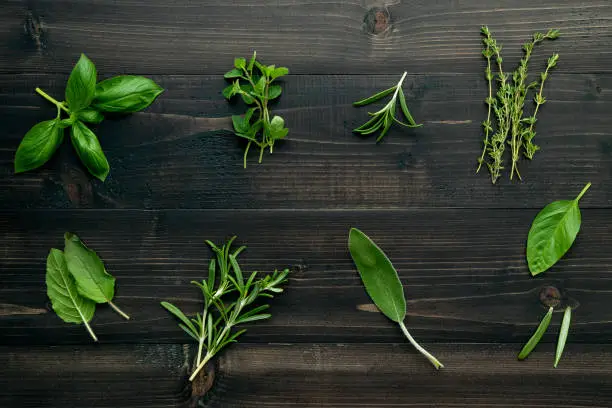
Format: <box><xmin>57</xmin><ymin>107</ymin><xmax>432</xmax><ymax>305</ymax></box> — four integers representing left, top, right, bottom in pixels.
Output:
<box><xmin>353</xmin><ymin>72</ymin><xmax>422</xmax><ymax>142</ymax></box>
<box><xmin>15</xmin><ymin>54</ymin><xmax>163</xmax><ymax>181</ymax></box>
<box><xmin>223</xmin><ymin>52</ymin><xmax>289</xmax><ymax>168</ymax></box>
<box><xmin>161</xmin><ymin>237</ymin><xmax>289</xmax><ymax>382</ymax></box>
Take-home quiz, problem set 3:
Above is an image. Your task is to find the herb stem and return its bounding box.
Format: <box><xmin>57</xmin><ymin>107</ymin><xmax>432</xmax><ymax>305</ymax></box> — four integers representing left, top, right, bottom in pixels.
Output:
<box><xmin>399</xmin><ymin>321</ymin><xmax>444</xmax><ymax>369</ymax></box>
<box><xmin>83</xmin><ymin>319</ymin><xmax>98</xmax><ymax>342</ymax></box>
<box><xmin>575</xmin><ymin>182</ymin><xmax>592</xmax><ymax>202</ymax></box>
<box><xmin>190</xmin><ymin>351</ymin><xmax>214</xmax><ymax>382</ymax></box>
<box><xmin>108</xmin><ymin>300</ymin><xmax>130</xmax><ymax>320</ymax></box>
<box><xmin>196</xmin><ymin>302</ymin><xmax>209</xmax><ymax>366</ymax></box>
<box><xmin>477</xmin><ymin>42</ymin><xmax>494</xmax><ymax>173</ymax></box>
<box><xmin>35</xmin><ymin>87</ymin><xmax>70</xmax><ymax>114</ymax></box>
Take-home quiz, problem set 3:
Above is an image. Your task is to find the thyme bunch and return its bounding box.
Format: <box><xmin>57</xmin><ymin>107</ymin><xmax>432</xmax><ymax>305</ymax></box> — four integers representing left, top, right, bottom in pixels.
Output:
<box><xmin>477</xmin><ymin>27</ymin><xmax>560</xmax><ymax>183</ymax></box>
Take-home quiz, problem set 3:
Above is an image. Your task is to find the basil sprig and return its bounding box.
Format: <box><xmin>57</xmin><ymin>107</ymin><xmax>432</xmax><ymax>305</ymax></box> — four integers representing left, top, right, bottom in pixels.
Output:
<box><xmin>14</xmin><ymin>54</ymin><xmax>163</xmax><ymax>181</ymax></box>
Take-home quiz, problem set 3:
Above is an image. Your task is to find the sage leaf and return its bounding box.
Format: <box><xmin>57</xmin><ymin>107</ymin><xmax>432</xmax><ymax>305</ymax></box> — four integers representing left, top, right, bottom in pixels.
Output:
<box><xmin>14</xmin><ymin>120</ymin><xmax>63</xmax><ymax>173</ymax></box>
<box><xmin>65</xmin><ymin>54</ymin><xmax>97</xmax><ymax>112</ymax></box>
<box><xmin>92</xmin><ymin>75</ymin><xmax>164</xmax><ymax>113</ymax></box>
<box><xmin>46</xmin><ymin>248</ymin><xmax>98</xmax><ymax>341</ymax></box>
<box><xmin>527</xmin><ymin>183</ymin><xmax>591</xmax><ymax>275</ymax></box>
<box><xmin>64</xmin><ymin>232</ymin><xmax>130</xmax><ymax>320</ymax></box>
<box><xmin>76</xmin><ymin>108</ymin><xmax>104</xmax><ymax>124</ymax></box>
<box><xmin>348</xmin><ymin>227</ymin><xmax>443</xmax><ymax>369</ymax></box>
<box><xmin>348</xmin><ymin>228</ymin><xmax>406</xmax><ymax>322</ymax></box>
<box><xmin>518</xmin><ymin>306</ymin><xmax>553</xmax><ymax>360</ymax></box>
<box><xmin>70</xmin><ymin>121</ymin><xmax>110</xmax><ymax>181</ymax></box>
<box><xmin>554</xmin><ymin>306</ymin><xmax>572</xmax><ymax>367</ymax></box>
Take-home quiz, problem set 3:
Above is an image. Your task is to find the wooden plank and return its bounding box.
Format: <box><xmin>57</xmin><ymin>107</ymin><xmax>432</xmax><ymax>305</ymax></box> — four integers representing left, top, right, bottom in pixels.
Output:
<box><xmin>3</xmin><ymin>343</ymin><xmax>612</xmax><ymax>407</ymax></box>
<box><xmin>2</xmin><ymin>209</ymin><xmax>612</xmax><ymax>345</ymax></box>
<box><xmin>1</xmin><ymin>73</ymin><xmax>611</xmax><ymax>209</ymax></box>
<box><xmin>0</xmin><ymin>1</ymin><xmax>610</xmax><ymax>75</ymax></box>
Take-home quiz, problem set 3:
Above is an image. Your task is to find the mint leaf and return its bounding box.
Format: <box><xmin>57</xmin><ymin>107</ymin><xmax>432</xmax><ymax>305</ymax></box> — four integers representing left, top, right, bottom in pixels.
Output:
<box><xmin>66</xmin><ymin>54</ymin><xmax>97</xmax><ymax>112</ymax></box>
<box><xmin>234</xmin><ymin>58</ymin><xmax>246</xmax><ymax>70</ymax></box>
<box><xmin>268</xmin><ymin>85</ymin><xmax>282</xmax><ymax>100</ymax></box>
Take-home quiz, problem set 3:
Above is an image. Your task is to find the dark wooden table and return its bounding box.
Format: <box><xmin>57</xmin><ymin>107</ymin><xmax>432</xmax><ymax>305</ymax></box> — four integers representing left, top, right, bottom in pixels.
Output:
<box><xmin>2</xmin><ymin>1</ymin><xmax>612</xmax><ymax>407</ymax></box>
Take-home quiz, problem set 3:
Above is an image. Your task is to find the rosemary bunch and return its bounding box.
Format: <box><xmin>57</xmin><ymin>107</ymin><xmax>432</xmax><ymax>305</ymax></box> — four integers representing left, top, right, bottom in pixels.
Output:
<box><xmin>161</xmin><ymin>237</ymin><xmax>289</xmax><ymax>382</ymax></box>
<box><xmin>477</xmin><ymin>27</ymin><xmax>559</xmax><ymax>183</ymax></box>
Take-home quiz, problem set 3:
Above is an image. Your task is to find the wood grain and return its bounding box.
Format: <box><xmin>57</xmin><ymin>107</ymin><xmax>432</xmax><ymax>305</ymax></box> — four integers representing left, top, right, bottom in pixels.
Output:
<box><xmin>1</xmin><ymin>73</ymin><xmax>610</xmax><ymax>209</ymax></box>
<box><xmin>0</xmin><ymin>0</ymin><xmax>609</xmax><ymax>75</ymax></box>
<box><xmin>2</xmin><ymin>209</ymin><xmax>611</xmax><ymax>345</ymax></box>
<box><xmin>3</xmin><ymin>343</ymin><xmax>612</xmax><ymax>407</ymax></box>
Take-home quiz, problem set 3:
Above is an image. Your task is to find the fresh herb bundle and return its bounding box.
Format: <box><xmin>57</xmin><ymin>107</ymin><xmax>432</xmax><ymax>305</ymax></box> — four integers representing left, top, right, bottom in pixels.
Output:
<box><xmin>46</xmin><ymin>233</ymin><xmax>130</xmax><ymax>342</ymax></box>
<box><xmin>15</xmin><ymin>54</ymin><xmax>163</xmax><ymax>181</ymax></box>
<box><xmin>348</xmin><ymin>228</ymin><xmax>443</xmax><ymax>369</ymax></box>
<box><xmin>519</xmin><ymin>183</ymin><xmax>590</xmax><ymax>366</ymax></box>
<box><xmin>353</xmin><ymin>72</ymin><xmax>422</xmax><ymax>142</ymax></box>
<box><xmin>161</xmin><ymin>237</ymin><xmax>289</xmax><ymax>381</ymax></box>
<box><xmin>477</xmin><ymin>27</ymin><xmax>560</xmax><ymax>183</ymax></box>
<box><xmin>223</xmin><ymin>52</ymin><xmax>289</xmax><ymax>168</ymax></box>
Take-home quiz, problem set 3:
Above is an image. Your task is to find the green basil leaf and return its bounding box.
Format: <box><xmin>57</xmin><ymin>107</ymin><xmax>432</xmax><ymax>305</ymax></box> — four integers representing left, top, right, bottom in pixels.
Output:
<box><xmin>46</xmin><ymin>248</ymin><xmax>97</xmax><ymax>341</ymax></box>
<box><xmin>554</xmin><ymin>306</ymin><xmax>572</xmax><ymax>368</ymax></box>
<box><xmin>268</xmin><ymin>85</ymin><xmax>282</xmax><ymax>100</ymax></box>
<box><xmin>64</xmin><ymin>232</ymin><xmax>116</xmax><ymax>304</ymax></box>
<box><xmin>234</xmin><ymin>58</ymin><xmax>246</xmax><ymax>70</ymax></box>
<box><xmin>70</xmin><ymin>121</ymin><xmax>110</xmax><ymax>181</ymax></box>
<box><xmin>76</xmin><ymin>108</ymin><xmax>104</xmax><ymax>124</ymax></box>
<box><xmin>92</xmin><ymin>75</ymin><xmax>163</xmax><ymax>113</ymax></box>
<box><xmin>224</xmin><ymin>69</ymin><xmax>243</xmax><ymax>79</ymax></box>
<box><xmin>527</xmin><ymin>183</ymin><xmax>591</xmax><ymax>275</ymax></box>
<box><xmin>14</xmin><ymin>120</ymin><xmax>63</xmax><ymax>173</ymax></box>
<box><xmin>518</xmin><ymin>306</ymin><xmax>553</xmax><ymax>360</ymax></box>
<box><xmin>65</xmin><ymin>54</ymin><xmax>97</xmax><ymax>112</ymax></box>
<box><xmin>348</xmin><ymin>228</ymin><xmax>406</xmax><ymax>323</ymax></box>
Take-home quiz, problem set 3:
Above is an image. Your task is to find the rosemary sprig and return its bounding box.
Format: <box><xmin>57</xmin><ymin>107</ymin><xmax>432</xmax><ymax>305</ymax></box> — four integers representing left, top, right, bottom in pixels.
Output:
<box><xmin>353</xmin><ymin>72</ymin><xmax>422</xmax><ymax>142</ymax></box>
<box><xmin>161</xmin><ymin>237</ymin><xmax>289</xmax><ymax>382</ymax></box>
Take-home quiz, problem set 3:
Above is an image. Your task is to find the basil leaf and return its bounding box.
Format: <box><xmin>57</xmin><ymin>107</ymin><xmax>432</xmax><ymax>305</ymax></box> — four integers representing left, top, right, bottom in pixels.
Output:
<box><xmin>92</xmin><ymin>75</ymin><xmax>163</xmax><ymax>113</ymax></box>
<box><xmin>518</xmin><ymin>306</ymin><xmax>553</xmax><ymax>360</ymax></box>
<box><xmin>268</xmin><ymin>85</ymin><xmax>282</xmax><ymax>100</ymax></box>
<box><xmin>14</xmin><ymin>119</ymin><xmax>63</xmax><ymax>173</ymax></box>
<box><xmin>348</xmin><ymin>228</ymin><xmax>406</xmax><ymax>323</ymax></box>
<box><xmin>46</xmin><ymin>248</ymin><xmax>97</xmax><ymax>341</ymax></box>
<box><xmin>527</xmin><ymin>183</ymin><xmax>591</xmax><ymax>275</ymax></box>
<box><xmin>65</xmin><ymin>54</ymin><xmax>97</xmax><ymax>112</ymax></box>
<box><xmin>76</xmin><ymin>108</ymin><xmax>104</xmax><ymax>124</ymax></box>
<box><xmin>70</xmin><ymin>121</ymin><xmax>110</xmax><ymax>181</ymax></box>
<box><xmin>554</xmin><ymin>306</ymin><xmax>572</xmax><ymax>368</ymax></box>
<box><xmin>64</xmin><ymin>232</ymin><xmax>130</xmax><ymax>320</ymax></box>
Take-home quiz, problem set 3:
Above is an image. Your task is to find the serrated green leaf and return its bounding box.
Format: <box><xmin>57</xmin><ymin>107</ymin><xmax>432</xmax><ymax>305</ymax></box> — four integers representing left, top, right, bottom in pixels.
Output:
<box><xmin>66</xmin><ymin>54</ymin><xmax>97</xmax><ymax>112</ymax></box>
<box><xmin>348</xmin><ymin>228</ymin><xmax>406</xmax><ymax>323</ymax></box>
<box><xmin>46</xmin><ymin>248</ymin><xmax>97</xmax><ymax>341</ymax></box>
<box><xmin>14</xmin><ymin>119</ymin><xmax>63</xmax><ymax>174</ymax></box>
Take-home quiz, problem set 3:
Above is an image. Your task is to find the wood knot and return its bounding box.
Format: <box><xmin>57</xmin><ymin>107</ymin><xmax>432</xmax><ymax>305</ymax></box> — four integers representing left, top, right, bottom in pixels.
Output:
<box><xmin>364</xmin><ymin>7</ymin><xmax>391</xmax><ymax>36</ymax></box>
<box><xmin>23</xmin><ymin>11</ymin><xmax>45</xmax><ymax>51</ymax></box>
<box><xmin>539</xmin><ymin>286</ymin><xmax>561</xmax><ymax>308</ymax></box>
<box><xmin>190</xmin><ymin>360</ymin><xmax>215</xmax><ymax>399</ymax></box>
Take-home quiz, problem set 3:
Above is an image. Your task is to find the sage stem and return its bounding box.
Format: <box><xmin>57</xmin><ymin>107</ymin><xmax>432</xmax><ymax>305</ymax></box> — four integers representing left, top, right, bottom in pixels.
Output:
<box><xmin>399</xmin><ymin>321</ymin><xmax>444</xmax><ymax>369</ymax></box>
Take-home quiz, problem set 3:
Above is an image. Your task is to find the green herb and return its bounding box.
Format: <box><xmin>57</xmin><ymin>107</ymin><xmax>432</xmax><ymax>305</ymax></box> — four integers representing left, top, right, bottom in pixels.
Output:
<box><xmin>353</xmin><ymin>72</ymin><xmax>422</xmax><ymax>142</ymax></box>
<box><xmin>15</xmin><ymin>54</ymin><xmax>163</xmax><ymax>181</ymax></box>
<box><xmin>64</xmin><ymin>232</ymin><xmax>130</xmax><ymax>320</ymax></box>
<box><xmin>518</xmin><ymin>306</ymin><xmax>553</xmax><ymax>360</ymax></box>
<box><xmin>223</xmin><ymin>52</ymin><xmax>289</xmax><ymax>168</ymax></box>
<box><xmin>554</xmin><ymin>306</ymin><xmax>572</xmax><ymax>367</ymax></box>
<box><xmin>477</xmin><ymin>27</ymin><xmax>559</xmax><ymax>183</ymax></box>
<box><xmin>46</xmin><ymin>248</ymin><xmax>98</xmax><ymax>341</ymax></box>
<box><xmin>348</xmin><ymin>228</ymin><xmax>443</xmax><ymax>369</ymax></box>
<box><xmin>161</xmin><ymin>237</ymin><xmax>290</xmax><ymax>381</ymax></box>
<box><xmin>527</xmin><ymin>183</ymin><xmax>590</xmax><ymax>275</ymax></box>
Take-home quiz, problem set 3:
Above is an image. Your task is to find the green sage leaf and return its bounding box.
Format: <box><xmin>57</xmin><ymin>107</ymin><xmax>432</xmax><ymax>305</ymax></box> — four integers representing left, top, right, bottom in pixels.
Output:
<box><xmin>527</xmin><ymin>183</ymin><xmax>591</xmax><ymax>275</ymax></box>
<box><xmin>76</xmin><ymin>108</ymin><xmax>104</xmax><ymax>124</ymax></box>
<box><xmin>46</xmin><ymin>248</ymin><xmax>97</xmax><ymax>341</ymax></box>
<box><xmin>65</xmin><ymin>54</ymin><xmax>97</xmax><ymax>112</ymax></box>
<box><xmin>92</xmin><ymin>75</ymin><xmax>163</xmax><ymax>113</ymax></box>
<box><xmin>518</xmin><ymin>306</ymin><xmax>553</xmax><ymax>360</ymax></box>
<box><xmin>14</xmin><ymin>120</ymin><xmax>63</xmax><ymax>173</ymax></box>
<box><xmin>554</xmin><ymin>306</ymin><xmax>572</xmax><ymax>368</ymax></box>
<box><xmin>70</xmin><ymin>121</ymin><xmax>110</xmax><ymax>181</ymax></box>
<box><xmin>348</xmin><ymin>228</ymin><xmax>406</xmax><ymax>323</ymax></box>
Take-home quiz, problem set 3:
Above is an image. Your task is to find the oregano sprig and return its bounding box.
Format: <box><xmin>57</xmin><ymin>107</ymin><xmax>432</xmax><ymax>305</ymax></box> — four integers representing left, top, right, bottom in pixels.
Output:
<box><xmin>223</xmin><ymin>52</ymin><xmax>289</xmax><ymax>168</ymax></box>
<box><xmin>353</xmin><ymin>72</ymin><xmax>422</xmax><ymax>142</ymax></box>
<box><xmin>15</xmin><ymin>53</ymin><xmax>163</xmax><ymax>181</ymax></box>
<box><xmin>161</xmin><ymin>237</ymin><xmax>290</xmax><ymax>381</ymax></box>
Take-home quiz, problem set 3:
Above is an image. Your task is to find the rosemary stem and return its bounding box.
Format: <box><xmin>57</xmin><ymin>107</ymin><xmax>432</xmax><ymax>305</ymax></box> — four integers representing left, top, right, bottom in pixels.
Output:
<box><xmin>399</xmin><ymin>321</ymin><xmax>444</xmax><ymax>369</ymax></box>
<box><xmin>189</xmin><ymin>351</ymin><xmax>213</xmax><ymax>382</ymax></box>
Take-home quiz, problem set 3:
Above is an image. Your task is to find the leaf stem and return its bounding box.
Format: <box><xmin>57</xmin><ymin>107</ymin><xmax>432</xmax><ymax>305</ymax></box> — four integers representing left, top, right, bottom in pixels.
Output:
<box><xmin>83</xmin><ymin>319</ymin><xmax>98</xmax><ymax>342</ymax></box>
<box><xmin>35</xmin><ymin>87</ymin><xmax>70</xmax><ymax>114</ymax></box>
<box><xmin>189</xmin><ymin>351</ymin><xmax>213</xmax><ymax>382</ymax></box>
<box><xmin>398</xmin><ymin>321</ymin><xmax>444</xmax><ymax>369</ymax></box>
<box><xmin>108</xmin><ymin>300</ymin><xmax>130</xmax><ymax>320</ymax></box>
<box><xmin>575</xmin><ymin>182</ymin><xmax>592</xmax><ymax>202</ymax></box>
